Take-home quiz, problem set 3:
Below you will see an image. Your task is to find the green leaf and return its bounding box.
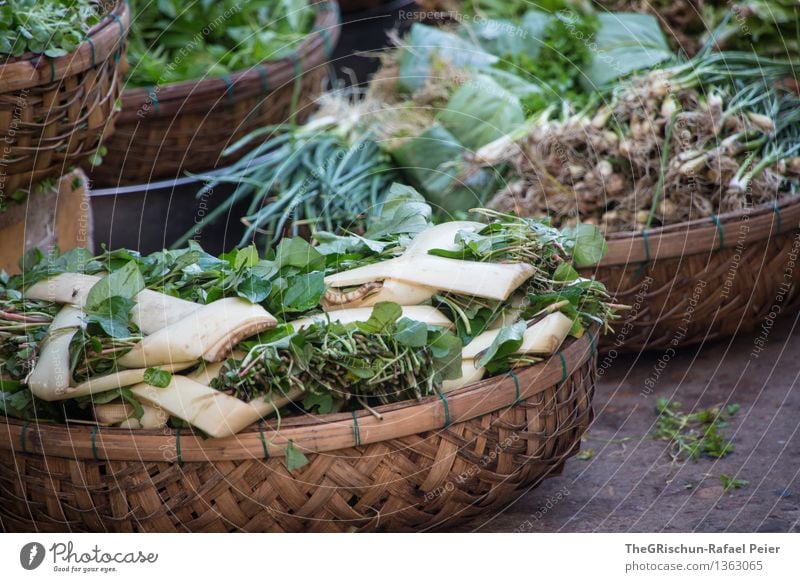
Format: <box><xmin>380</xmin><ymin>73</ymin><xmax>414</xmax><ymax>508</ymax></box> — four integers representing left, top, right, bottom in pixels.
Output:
<box><xmin>391</xmin><ymin>127</ymin><xmax>498</xmax><ymax>217</ymax></box>
<box><xmin>85</xmin><ymin>261</ymin><xmax>145</xmax><ymax>312</ymax></box>
<box><xmin>275</xmin><ymin>238</ymin><xmax>325</xmax><ymax>272</ymax></box>
<box><xmin>357</xmin><ymin>302</ymin><xmax>402</xmax><ymax>334</ymax></box>
<box><xmin>280</xmin><ymin>271</ymin><xmax>325</xmax><ymax>312</ymax></box>
<box><xmin>562</xmin><ymin>223</ymin><xmax>608</xmax><ymax>267</ymax></box>
<box><xmin>397</xmin><ymin>24</ymin><xmax>497</xmax><ymax>93</ymax></box>
<box><xmin>365</xmin><ymin>183</ymin><xmax>433</xmax><ymax>239</ymax></box>
<box><xmin>119</xmin><ymin>389</ymin><xmax>144</xmax><ymax>420</ymax></box>
<box><xmin>143</xmin><ymin>368</ymin><xmax>173</xmax><ymax>389</ymax></box>
<box><xmin>553</xmin><ymin>262</ymin><xmax>580</xmax><ymax>282</ymax></box>
<box><xmin>285</xmin><ymin>440</ymin><xmax>309</xmax><ymax>471</ymax></box>
<box><xmin>394</xmin><ymin>317</ymin><xmax>429</xmax><ymax>347</ymax></box>
<box><xmin>475</xmin><ymin>321</ymin><xmax>526</xmax><ymax>369</ymax></box>
<box><xmin>234</xmin><ymin>245</ymin><xmax>260</xmax><ymax>270</ymax></box>
<box><xmin>85</xmin><ymin>296</ymin><xmax>137</xmax><ymax>338</ymax></box>
<box><xmin>302</xmin><ymin>392</ymin><xmax>334</xmax><ymax>414</ymax></box>
<box><xmin>236</xmin><ymin>275</ymin><xmax>271</xmax><ymax>303</ymax></box>
<box><xmin>583</xmin><ymin>13</ymin><xmax>672</xmax><ymax>89</ymax></box>
<box><xmin>436</xmin><ymin>73</ymin><xmax>525</xmax><ymax>151</ymax></box>
<box><xmin>429</xmin><ymin>331</ymin><xmax>464</xmax><ymax>381</ymax></box>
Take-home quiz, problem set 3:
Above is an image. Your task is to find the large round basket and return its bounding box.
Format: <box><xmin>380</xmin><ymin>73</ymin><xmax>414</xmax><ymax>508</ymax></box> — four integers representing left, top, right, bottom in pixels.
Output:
<box><xmin>0</xmin><ymin>1</ymin><xmax>129</xmax><ymax>197</ymax></box>
<box><xmin>0</xmin><ymin>332</ymin><xmax>595</xmax><ymax>532</ymax></box>
<box><xmin>88</xmin><ymin>1</ymin><xmax>341</xmax><ymax>187</ymax></box>
<box><xmin>587</xmin><ymin>197</ymin><xmax>800</xmax><ymax>352</ymax></box>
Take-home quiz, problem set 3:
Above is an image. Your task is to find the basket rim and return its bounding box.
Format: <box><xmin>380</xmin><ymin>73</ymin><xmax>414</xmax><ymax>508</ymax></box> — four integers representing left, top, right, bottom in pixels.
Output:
<box><xmin>598</xmin><ymin>194</ymin><xmax>800</xmax><ymax>267</ymax></box>
<box><xmin>0</xmin><ymin>329</ymin><xmax>596</xmax><ymax>462</ymax></box>
<box><xmin>0</xmin><ymin>1</ymin><xmax>129</xmax><ymax>93</ymax></box>
<box><xmin>116</xmin><ymin>1</ymin><xmax>341</xmax><ymax>119</ymax></box>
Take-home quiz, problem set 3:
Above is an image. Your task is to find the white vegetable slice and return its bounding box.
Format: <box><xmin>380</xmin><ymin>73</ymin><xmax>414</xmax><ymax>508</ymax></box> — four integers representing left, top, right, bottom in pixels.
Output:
<box><xmin>94</xmin><ymin>401</ymin><xmax>169</xmax><ymax>429</ymax></box>
<box><xmin>325</xmin><ymin>255</ymin><xmax>534</xmax><ymax>301</ymax></box>
<box><xmin>291</xmin><ymin>305</ymin><xmax>453</xmax><ymax>330</ymax></box>
<box><xmin>442</xmin><ymin>362</ymin><xmax>486</xmax><ymax>393</ymax></box>
<box><xmin>118</xmin><ymin>298</ymin><xmax>277</xmax><ymax>368</ymax></box>
<box><xmin>27</xmin><ymin>306</ymin><xmax>83</xmax><ymax>400</ymax></box>
<box><xmin>324</xmin><ymin>279</ymin><xmax>437</xmax><ymax>309</ymax></box>
<box><xmin>131</xmin><ymin>376</ymin><xmax>303</xmax><ymax>439</ymax></box>
<box><xmin>66</xmin><ymin>361</ymin><xmax>196</xmax><ymax>399</ymax></box>
<box><xmin>403</xmin><ymin>221</ymin><xmax>484</xmax><ymax>256</ymax></box>
<box><xmin>26</xmin><ymin>273</ymin><xmax>201</xmax><ymax>334</ymax></box>
<box><xmin>462</xmin><ymin>312</ymin><xmax>574</xmax><ymax>360</ymax></box>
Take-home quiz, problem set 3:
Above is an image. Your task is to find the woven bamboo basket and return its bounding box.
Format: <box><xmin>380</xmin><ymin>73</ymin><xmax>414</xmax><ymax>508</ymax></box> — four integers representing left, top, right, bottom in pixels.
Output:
<box><xmin>89</xmin><ymin>1</ymin><xmax>341</xmax><ymax>187</ymax></box>
<box><xmin>0</xmin><ymin>1</ymin><xmax>129</xmax><ymax>197</ymax></box>
<box><xmin>0</xmin><ymin>331</ymin><xmax>595</xmax><ymax>532</ymax></box>
<box><xmin>587</xmin><ymin>197</ymin><xmax>800</xmax><ymax>352</ymax></box>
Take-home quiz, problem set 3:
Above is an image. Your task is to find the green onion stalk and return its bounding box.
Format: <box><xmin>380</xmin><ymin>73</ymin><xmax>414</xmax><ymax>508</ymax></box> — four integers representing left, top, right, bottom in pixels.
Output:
<box><xmin>172</xmin><ymin>117</ymin><xmax>398</xmax><ymax>252</ymax></box>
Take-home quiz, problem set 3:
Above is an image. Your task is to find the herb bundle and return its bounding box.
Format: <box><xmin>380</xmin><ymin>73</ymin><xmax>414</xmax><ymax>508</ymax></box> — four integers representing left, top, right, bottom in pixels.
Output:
<box><xmin>213</xmin><ymin>302</ymin><xmax>462</xmax><ymax>415</ymax></box>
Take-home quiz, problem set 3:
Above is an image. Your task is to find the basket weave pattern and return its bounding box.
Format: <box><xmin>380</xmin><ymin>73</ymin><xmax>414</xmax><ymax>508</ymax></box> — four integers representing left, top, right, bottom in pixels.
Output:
<box><xmin>590</xmin><ymin>198</ymin><xmax>800</xmax><ymax>352</ymax></box>
<box><xmin>0</xmin><ymin>335</ymin><xmax>595</xmax><ymax>532</ymax></box>
<box><xmin>89</xmin><ymin>2</ymin><xmax>341</xmax><ymax>186</ymax></box>
<box><xmin>0</xmin><ymin>1</ymin><xmax>128</xmax><ymax>196</ymax></box>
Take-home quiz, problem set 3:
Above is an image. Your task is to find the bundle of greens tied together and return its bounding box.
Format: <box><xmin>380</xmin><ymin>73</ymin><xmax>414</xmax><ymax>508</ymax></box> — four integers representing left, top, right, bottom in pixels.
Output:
<box><xmin>1</xmin><ymin>186</ymin><xmax>617</xmax><ymax>448</ymax></box>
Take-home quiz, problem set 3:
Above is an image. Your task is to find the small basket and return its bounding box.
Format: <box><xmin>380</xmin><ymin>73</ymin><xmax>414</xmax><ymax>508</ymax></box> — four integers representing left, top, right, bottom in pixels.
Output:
<box><xmin>0</xmin><ymin>1</ymin><xmax>129</xmax><ymax>197</ymax></box>
<box><xmin>587</xmin><ymin>197</ymin><xmax>800</xmax><ymax>352</ymax></box>
<box><xmin>0</xmin><ymin>332</ymin><xmax>595</xmax><ymax>532</ymax></box>
<box><xmin>89</xmin><ymin>1</ymin><xmax>341</xmax><ymax>187</ymax></box>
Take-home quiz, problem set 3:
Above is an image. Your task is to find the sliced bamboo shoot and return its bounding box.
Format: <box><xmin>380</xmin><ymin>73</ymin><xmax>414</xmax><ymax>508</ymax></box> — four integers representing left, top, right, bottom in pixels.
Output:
<box><xmin>27</xmin><ymin>306</ymin><xmax>83</xmax><ymax>400</ymax></box>
<box><xmin>118</xmin><ymin>298</ymin><xmax>277</xmax><ymax>368</ymax></box>
<box><xmin>462</xmin><ymin>312</ymin><xmax>573</xmax><ymax>360</ymax></box>
<box><xmin>325</xmin><ymin>255</ymin><xmax>534</xmax><ymax>301</ymax></box>
<box><xmin>290</xmin><ymin>305</ymin><xmax>453</xmax><ymax>330</ymax></box>
<box><xmin>26</xmin><ymin>273</ymin><xmax>201</xmax><ymax>334</ymax></box>
<box><xmin>442</xmin><ymin>362</ymin><xmax>486</xmax><ymax>393</ymax></box>
<box><xmin>66</xmin><ymin>361</ymin><xmax>196</xmax><ymax>399</ymax></box>
<box><xmin>94</xmin><ymin>401</ymin><xmax>169</xmax><ymax>429</ymax></box>
<box><xmin>131</xmin><ymin>376</ymin><xmax>303</xmax><ymax>439</ymax></box>
<box><xmin>403</xmin><ymin>221</ymin><xmax>484</xmax><ymax>256</ymax></box>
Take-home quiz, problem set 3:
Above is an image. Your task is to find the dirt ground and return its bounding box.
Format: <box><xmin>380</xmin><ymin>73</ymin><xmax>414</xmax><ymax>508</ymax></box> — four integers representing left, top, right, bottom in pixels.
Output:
<box><xmin>459</xmin><ymin>314</ymin><xmax>800</xmax><ymax>533</ymax></box>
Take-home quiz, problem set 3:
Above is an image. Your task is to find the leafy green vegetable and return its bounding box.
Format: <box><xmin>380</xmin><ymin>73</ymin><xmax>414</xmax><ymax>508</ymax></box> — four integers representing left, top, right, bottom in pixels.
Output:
<box><xmin>476</xmin><ymin>320</ymin><xmax>526</xmax><ymax>370</ymax></box>
<box><xmin>85</xmin><ymin>261</ymin><xmax>145</xmax><ymax>312</ymax></box>
<box><xmin>582</xmin><ymin>12</ymin><xmax>672</xmax><ymax>89</ymax></box>
<box><xmin>562</xmin><ymin>223</ymin><xmax>609</xmax><ymax>268</ymax></box>
<box><xmin>397</xmin><ymin>24</ymin><xmax>497</xmax><ymax>93</ymax></box>
<box><xmin>126</xmin><ymin>0</ymin><xmax>315</xmax><ymax>86</ymax></box>
<box><xmin>436</xmin><ymin>74</ymin><xmax>526</xmax><ymax>151</ymax></box>
<box><xmin>0</xmin><ymin>0</ymin><xmax>102</xmax><ymax>58</ymax></box>
<box><xmin>285</xmin><ymin>440</ymin><xmax>309</xmax><ymax>471</ymax></box>
<box><xmin>653</xmin><ymin>398</ymin><xmax>738</xmax><ymax>460</ymax></box>
<box><xmin>143</xmin><ymin>368</ymin><xmax>173</xmax><ymax>389</ymax></box>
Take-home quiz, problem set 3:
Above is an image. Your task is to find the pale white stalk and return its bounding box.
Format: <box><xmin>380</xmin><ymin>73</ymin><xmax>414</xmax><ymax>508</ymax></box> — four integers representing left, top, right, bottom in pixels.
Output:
<box><xmin>26</xmin><ymin>273</ymin><xmax>201</xmax><ymax>334</ymax></box>
<box><xmin>66</xmin><ymin>361</ymin><xmax>196</xmax><ymax>399</ymax></box>
<box><xmin>93</xmin><ymin>401</ymin><xmax>168</xmax><ymax>429</ymax></box>
<box><xmin>442</xmin><ymin>362</ymin><xmax>486</xmax><ymax>393</ymax></box>
<box><xmin>118</xmin><ymin>298</ymin><xmax>277</xmax><ymax>368</ymax></box>
<box><xmin>131</xmin><ymin>376</ymin><xmax>303</xmax><ymax>439</ymax></box>
<box><xmin>27</xmin><ymin>306</ymin><xmax>83</xmax><ymax>400</ymax></box>
<box><xmin>462</xmin><ymin>312</ymin><xmax>573</xmax><ymax>360</ymax></box>
<box><xmin>325</xmin><ymin>255</ymin><xmax>534</xmax><ymax>302</ymax></box>
<box><xmin>291</xmin><ymin>305</ymin><xmax>453</xmax><ymax>330</ymax></box>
